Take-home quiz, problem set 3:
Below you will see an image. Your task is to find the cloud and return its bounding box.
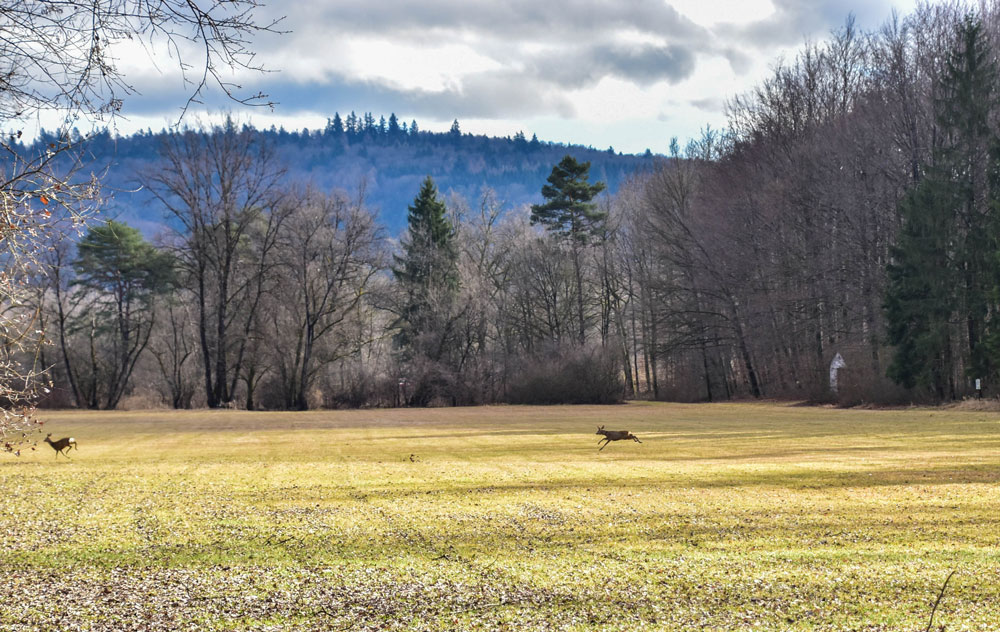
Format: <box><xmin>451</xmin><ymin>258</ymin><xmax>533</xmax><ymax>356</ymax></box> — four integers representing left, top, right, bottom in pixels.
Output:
<box><xmin>120</xmin><ymin>71</ymin><xmax>575</xmax><ymax>122</ymax></box>
<box><xmin>262</xmin><ymin>0</ymin><xmax>707</xmax><ymax>44</ymax></box>
<box><xmin>688</xmin><ymin>96</ymin><xmax>724</xmax><ymax>112</ymax></box>
<box><xmin>718</xmin><ymin>0</ymin><xmax>914</xmax><ymax>49</ymax></box>
<box><xmin>529</xmin><ymin>43</ymin><xmax>697</xmax><ymax>88</ymax></box>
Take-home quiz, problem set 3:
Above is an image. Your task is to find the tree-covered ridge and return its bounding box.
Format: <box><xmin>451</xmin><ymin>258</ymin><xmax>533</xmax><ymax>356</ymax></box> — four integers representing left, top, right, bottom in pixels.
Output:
<box><xmin>25</xmin><ymin>114</ymin><xmax>653</xmax><ymax>234</ymax></box>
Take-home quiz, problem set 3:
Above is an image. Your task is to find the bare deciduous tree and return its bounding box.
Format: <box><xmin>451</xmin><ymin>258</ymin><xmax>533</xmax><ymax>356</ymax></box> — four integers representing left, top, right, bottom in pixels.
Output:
<box><xmin>146</xmin><ymin>120</ymin><xmax>286</xmax><ymax>408</ymax></box>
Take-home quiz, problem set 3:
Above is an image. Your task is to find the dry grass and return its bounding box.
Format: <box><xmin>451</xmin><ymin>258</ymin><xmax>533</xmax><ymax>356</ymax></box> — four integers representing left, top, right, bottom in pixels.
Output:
<box><xmin>2</xmin><ymin>402</ymin><xmax>999</xmax><ymax>630</ymax></box>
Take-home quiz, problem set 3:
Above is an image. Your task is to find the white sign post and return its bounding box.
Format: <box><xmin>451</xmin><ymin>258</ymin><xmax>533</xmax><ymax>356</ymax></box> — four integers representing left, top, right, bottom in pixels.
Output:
<box><xmin>829</xmin><ymin>353</ymin><xmax>846</xmax><ymax>395</ymax></box>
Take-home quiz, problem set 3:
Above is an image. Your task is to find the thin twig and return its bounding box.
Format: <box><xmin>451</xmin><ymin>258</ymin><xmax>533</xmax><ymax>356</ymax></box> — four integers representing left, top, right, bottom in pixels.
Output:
<box><xmin>925</xmin><ymin>570</ymin><xmax>956</xmax><ymax>632</ymax></box>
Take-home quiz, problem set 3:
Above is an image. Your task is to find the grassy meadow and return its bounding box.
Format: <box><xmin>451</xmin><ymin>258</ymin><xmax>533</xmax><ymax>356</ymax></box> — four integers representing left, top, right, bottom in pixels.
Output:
<box><xmin>1</xmin><ymin>402</ymin><xmax>999</xmax><ymax>630</ymax></box>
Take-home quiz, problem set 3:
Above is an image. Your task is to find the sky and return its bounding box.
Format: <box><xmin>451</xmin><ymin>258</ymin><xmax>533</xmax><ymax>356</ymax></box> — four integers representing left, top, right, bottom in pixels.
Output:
<box><xmin>105</xmin><ymin>0</ymin><xmax>921</xmax><ymax>154</ymax></box>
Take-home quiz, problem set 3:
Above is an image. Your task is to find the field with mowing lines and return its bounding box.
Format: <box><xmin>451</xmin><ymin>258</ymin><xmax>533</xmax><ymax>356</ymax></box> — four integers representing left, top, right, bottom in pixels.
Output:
<box><xmin>2</xmin><ymin>402</ymin><xmax>999</xmax><ymax>630</ymax></box>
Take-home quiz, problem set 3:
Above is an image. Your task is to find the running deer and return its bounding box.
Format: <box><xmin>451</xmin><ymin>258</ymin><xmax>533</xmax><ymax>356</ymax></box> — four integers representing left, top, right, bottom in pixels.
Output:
<box><xmin>44</xmin><ymin>434</ymin><xmax>77</xmax><ymax>458</ymax></box>
<box><xmin>596</xmin><ymin>425</ymin><xmax>642</xmax><ymax>451</ymax></box>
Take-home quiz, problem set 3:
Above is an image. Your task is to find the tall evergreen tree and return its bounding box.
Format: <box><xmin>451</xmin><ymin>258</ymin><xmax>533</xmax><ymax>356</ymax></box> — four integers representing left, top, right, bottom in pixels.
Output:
<box><xmin>938</xmin><ymin>15</ymin><xmax>999</xmax><ymax>379</ymax></box>
<box><xmin>885</xmin><ymin>14</ymin><xmax>1000</xmax><ymax>397</ymax></box>
<box><xmin>345</xmin><ymin>111</ymin><xmax>358</xmax><ymax>139</ymax></box>
<box><xmin>885</xmin><ymin>175</ymin><xmax>959</xmax><ymax>398</ymax></box>
<box><xmin>330</xmin><ymin>112</ymin><xmax>344</xmax><ymax>136</ymax></box>
<box><xmin>388</xmin><ymin>113</ymin><xmax>401</xmax><ymax>139</ymax></box>
<box><xmin>392</xmin><ymin>176</ymin><xmax>459</xmax><ymax>405</ymax></box>
<box><xmin>531</xmin><ymin>155</ymin><xmax>606</xmax><ymax>344</ymax></box>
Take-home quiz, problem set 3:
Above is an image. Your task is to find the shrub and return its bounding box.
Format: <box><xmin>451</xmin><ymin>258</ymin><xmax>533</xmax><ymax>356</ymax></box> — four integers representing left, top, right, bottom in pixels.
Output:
<box><xmin>507</xmin><ymin>344</ymin><xmax>623</xmax><ymax>405</ymax></box>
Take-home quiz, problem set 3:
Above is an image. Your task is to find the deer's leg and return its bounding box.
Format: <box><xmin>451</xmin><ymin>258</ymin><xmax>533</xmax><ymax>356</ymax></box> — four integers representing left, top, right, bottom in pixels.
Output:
<box><xmin>633</xmin><ymin>437</ymin><xmax>642</xmax><ymax>443</ymax></box>
<box><xmin>599</xmin><ymin>440</ymin><xmax>609</xmax><ymax>451</ymax></box>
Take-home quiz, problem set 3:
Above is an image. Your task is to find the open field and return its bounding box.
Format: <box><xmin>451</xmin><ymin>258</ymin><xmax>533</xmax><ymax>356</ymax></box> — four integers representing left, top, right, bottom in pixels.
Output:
<box><xmin>1</xmin><ymin>402</ymin><xmax>999</xmax><ymax>631</ymax></box>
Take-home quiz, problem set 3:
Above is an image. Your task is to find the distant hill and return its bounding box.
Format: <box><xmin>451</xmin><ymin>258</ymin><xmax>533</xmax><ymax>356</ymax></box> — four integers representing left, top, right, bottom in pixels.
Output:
<box><xmin>33</xmin><ymin>114</ymin><xmax>656</xmax><ymax>235</ymax></box>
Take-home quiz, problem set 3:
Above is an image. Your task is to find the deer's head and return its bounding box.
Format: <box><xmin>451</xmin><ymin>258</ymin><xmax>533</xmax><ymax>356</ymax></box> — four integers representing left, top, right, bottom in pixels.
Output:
<box><xmin>596</xmin><ymin>425</ymin><xmax>604</xmax><ymax>434</ymax></box>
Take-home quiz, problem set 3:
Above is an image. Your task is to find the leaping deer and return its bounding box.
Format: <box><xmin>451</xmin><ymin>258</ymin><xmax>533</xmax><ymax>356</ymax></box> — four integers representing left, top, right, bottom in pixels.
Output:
<box><xmin>596</xmin><ymin>425</ymin><xmax>642</xmax><ymax>451</ymax></box>
<box><xmin>44</xmin><ymin>434</ymin><xmax>77</xmax><ymax>458</ymax></box>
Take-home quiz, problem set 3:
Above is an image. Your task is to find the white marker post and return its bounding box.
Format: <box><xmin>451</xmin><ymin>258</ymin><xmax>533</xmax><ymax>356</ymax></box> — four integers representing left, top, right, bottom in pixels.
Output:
<box><xmin>829</xmin><ymin>353</ymin><xmax>846</xmax><ymax>395</ymax></box>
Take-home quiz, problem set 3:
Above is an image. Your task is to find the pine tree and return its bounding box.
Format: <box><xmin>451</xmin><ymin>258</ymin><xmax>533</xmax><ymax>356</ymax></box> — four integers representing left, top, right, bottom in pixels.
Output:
<box><xmin>531</xmin><ymin>155</ymin><xmax>607</xmax><ymax>244</ymax></box>
<box><xmin>330</xmin><ymin>112</ymin><xmax>344</xmax><ymax>136</ymax></box>
<box><xmin>73</xmin><ymin>220</ymin><xmax>176</xmax><ymax>408</ymax></box>
<box><xmin>410</xmin><ymin>120</ymin><xmax>420</xmax><ymax>136</ymax></box>
<box><xmin>531</xmin><ymin>155</ymin><xmax>607</xmax><ymax>344</ymax></box>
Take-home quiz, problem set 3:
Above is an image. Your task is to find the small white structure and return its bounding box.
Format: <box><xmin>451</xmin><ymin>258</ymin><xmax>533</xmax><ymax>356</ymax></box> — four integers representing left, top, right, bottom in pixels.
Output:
<box><xmin>829</xmin><ymin>352</ymin><xmax>847</xmax><ymax>394</ymax></box>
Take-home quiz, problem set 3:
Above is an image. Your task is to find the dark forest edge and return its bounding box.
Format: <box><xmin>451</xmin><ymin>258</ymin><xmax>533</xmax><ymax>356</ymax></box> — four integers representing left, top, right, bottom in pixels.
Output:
<box><xmin>18</xmin><ymin>1</ymin><xmax>1000</xmax><ymax>410</ymax></box>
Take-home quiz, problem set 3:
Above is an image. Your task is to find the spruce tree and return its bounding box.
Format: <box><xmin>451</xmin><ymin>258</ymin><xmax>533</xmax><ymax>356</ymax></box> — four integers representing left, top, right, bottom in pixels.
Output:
<box><xmin>330</xmin><ymin>113</ymin><xmax>344</xmax><ymax>136</ymax></box>
<box><xmin>885</xmin><ymin>14</ymin><xmax>1000</xmax><ymax>397</ymax></box>
<box><xmin>392</xmin><ymin>176</ymin><xmax>458</xmax><ymax>349</ymax></box>
<box><xmin>345</xmin><ymin>111</ymin><xmax>358</xmax><ymax>139</ymax></box>
<box><xmin>939</xmin><ymin>15</ymin><xmax>999</xmax><ymax>380</ymax></box>
<box><xmin>885</xmin><ymin>174</ymin><xmax>959</xmax><ymax>398</ymax></box>
<box><xmin>392</xmin><ymin>176</ymin><xmax>459</xmax><ymax>405</ymax></box>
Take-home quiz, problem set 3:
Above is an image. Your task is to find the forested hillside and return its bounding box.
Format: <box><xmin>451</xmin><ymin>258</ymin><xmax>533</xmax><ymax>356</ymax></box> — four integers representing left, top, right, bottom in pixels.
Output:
<box><xmin>34</xmin><ymin>116</ymin><xmax>653</xmax><ymax>234</ymax></box>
